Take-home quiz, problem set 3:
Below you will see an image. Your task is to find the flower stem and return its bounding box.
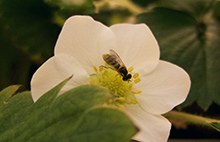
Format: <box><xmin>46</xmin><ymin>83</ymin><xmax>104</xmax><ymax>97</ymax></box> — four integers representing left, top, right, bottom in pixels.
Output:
<box><xmin>164</xmin><ymin>110</ymin><xmax>220</xmax><ymax>129</ymax></box>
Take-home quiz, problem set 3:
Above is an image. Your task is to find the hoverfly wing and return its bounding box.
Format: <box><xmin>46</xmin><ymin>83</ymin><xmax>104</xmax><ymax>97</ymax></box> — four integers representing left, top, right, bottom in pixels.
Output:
<box><xmin>109</xmin><ymin>49</ymin><xmax>126</xmax><ymax>69</ymax></box>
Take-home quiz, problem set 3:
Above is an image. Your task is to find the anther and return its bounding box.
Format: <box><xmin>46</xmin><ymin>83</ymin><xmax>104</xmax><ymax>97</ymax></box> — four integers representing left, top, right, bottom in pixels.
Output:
<box><xmin>99</xmin><ymin>66</ymin><xmax>104</xmax><ymax>72</ymax></box>
<box><xmin>90</xmin><ymin>64</ymin><xmax>141</xmax><ymax>108</ymax></box>
<box><xmin>130</xmin><ymin>100</ymin><xmax>138</xmax><ymax>104</ymax></box>
<box><xmin>103</xmin><ymin>103</ymin><xmax>108</xmax><ymax>107</ymax></box>
<box><xmin>134</xmin><ymin>78</ymin><xmax>141</xmax><ymax>84</ymax></box>
<box><xmin>132</xmin><ymin>90</ymin><xmax>142</xmax><ymax>94</ymax></box>
<box><xmin>103</xmin><ymin>70</ymin><xmax>108</xmax><ymax>75</ymax></box>
<box><xmin>108</xmin><ymin>99</ymin><xmax>113</xmax><ymax>103</ymax></box>
<box><xmin>128</xmin><ymin>67</ymin><xmax>134</xmax><ymax>72</ymax></box>
<box><xmin>105</xmin><ymin>62</ymin><xmax>109</xmax><ymax>67</ymax></box>
<box><xmin>93</xmin><ymin>65</ymin><xmax>98</xmax><ymax>72</ymax></box>
<box><xmin>117</xmin><ymin>97</ymin><xmax>125</xmax><ymax>101</ymax></box>
<box><xmin>133</xmin><ymin>73</ymin><xmax>139</xmax><ymax>79</ymax></box>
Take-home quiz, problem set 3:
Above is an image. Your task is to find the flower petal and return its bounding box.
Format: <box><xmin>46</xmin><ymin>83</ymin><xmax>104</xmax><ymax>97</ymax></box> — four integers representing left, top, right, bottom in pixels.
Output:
<box><xmin>125</xmin><ymin>104</ymin><xmax>171</xmax><ymax>142</ymax></box>
<box><xmin>31</xmin><ymin>54</ymin><xmax>90</xmax><ymax>102</ymax></box>
<box><xmin>134</xmin><ymin>60</ymin><xmax>191</xmax><ymax>115</ymax></box>
<box><xmin>110</xmin><ymin>24</ymin><xmax>160</xmax><ymax>74</ymax></box>
<box><xmin>54</xmin><ymin>16</ymin><xmax>116</xmax><ymax>75</ymax></box>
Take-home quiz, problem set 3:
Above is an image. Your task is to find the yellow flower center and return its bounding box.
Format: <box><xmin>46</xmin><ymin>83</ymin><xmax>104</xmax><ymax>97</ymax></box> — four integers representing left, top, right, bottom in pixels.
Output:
<box><xmin>90</xmin><ymin>65</ymin><xmax>142</xmax><ymax>109</ymax></box>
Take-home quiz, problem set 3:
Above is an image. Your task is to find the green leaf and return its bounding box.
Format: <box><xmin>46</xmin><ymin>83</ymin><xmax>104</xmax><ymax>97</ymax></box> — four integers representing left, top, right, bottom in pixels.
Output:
<box><xmin>0</xmin><ymin>76</ymin><xmax>70</xmax><ymax>137</ymax></box>
<box><xmin>213</xmin><ymin>1</ymin><xmax>220</xmax><ymax>20</ymax></box>
<box><xmin>0</xmin><ymin>85</ymin><xmax>21</xmax><ymax>104</ymax></box>
<box><xmin>73</xmin><ymin>108</ymin><xmax>137</xmax><ymax>142</ymax></box>
<box><xmin>0</xmin><ymin>91</ymin><xmax>33</xmax><ymax>134</ymax></box>
<box><xmin>0</xmin><ymin>79</ymin><xmax>137</xmax><ymax>141</ymax></box>
<box><xmin>210</xmin><ymin>122</ymin><xmax>220</xmax><ymax>132</ymax></box>
<box><xmin>34</xmin><ymin>75</ymin><xmax>73</xmax><ymax>107</ymax></box>
<box><xmin>44</xmin><ymin>0</ymin><xmax>96</xmax><ymax>26</ymax></box>
<box><xmin>137</xmin><ymin>5</ymin><xmax>220</xmax><ymax>110</ymax></box>
<box><xmin>157</xmin><ymin>0</ymin><xmax>212</xmax><ymax>19</ymax></box>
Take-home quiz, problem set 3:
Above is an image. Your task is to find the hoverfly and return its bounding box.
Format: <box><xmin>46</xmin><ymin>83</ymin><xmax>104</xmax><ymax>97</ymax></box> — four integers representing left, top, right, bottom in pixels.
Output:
<box><xmin>102</xmin><ymin>49</ymin><xmax>132</xmax><ymax>81</ymax></box>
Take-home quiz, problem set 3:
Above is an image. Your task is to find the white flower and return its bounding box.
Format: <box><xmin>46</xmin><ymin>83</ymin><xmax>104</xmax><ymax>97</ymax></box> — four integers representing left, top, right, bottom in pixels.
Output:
<box><xmin>31</xmin><ymin>15</ymin><xmax>191</xmax><ymax>142</ymax></box>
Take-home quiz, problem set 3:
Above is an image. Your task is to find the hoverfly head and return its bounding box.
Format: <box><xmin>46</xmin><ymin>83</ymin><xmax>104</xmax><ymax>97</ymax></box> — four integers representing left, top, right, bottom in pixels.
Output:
<box><xmin>122</xmin><ymin>74</ymin><xmax>132</xmax><ymax>81</ymax></box>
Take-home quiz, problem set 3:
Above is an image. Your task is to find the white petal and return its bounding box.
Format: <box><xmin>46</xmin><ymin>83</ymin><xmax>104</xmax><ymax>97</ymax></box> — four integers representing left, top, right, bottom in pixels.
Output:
<box><xmin>134</xmin><ymin>60</ymin><xmax>191</xmax><ymax>115</ymax></box>
<box><xmin>110</xmin><ymin>24</ymin><xmax>160</xmax><ymax>74</ymax></box>
<box><xmin>54</xmin><ymin>16</ymin><xmax>116</xmax><ymax>74</ymax></box>
<box><xmin>125</xmin><ymin>104</ymin><xmax>171</xmax><ymax>142</ymax></box>
<box><xmin>31</xmin><ymin>54</ymin><xmax>90</xmax><ymax>102</ymax></box>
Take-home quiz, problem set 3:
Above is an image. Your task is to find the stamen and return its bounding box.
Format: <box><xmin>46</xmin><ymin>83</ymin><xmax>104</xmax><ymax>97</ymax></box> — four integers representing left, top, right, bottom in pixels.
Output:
<box><xmin>134</xmin><ymin>78</ymin><xmax>141</xmax><ymax>84</ymax></box>
<box><xmin>90</xmin><ymin>80</ymin><xmax>94</xmax><ymax>84</ymax></box>
<box><xmin>132</xmin><ymin>90</ymin><xmax>142</xmax><ymax>94</ymax></box>
<box><xmin>128</xmin><ymin>67</ymin><xmax>134</xmax><ymax>72</ymax></box>
<box><xmin>130</xmin><ymin>100</ymin><xmax>138</xmax><ymax>104</ymax></box>
<box><xmin>103</xmin><ymin>70</ymin><xmax>108</xmax><ymax>76</ymax></box>
<box><xmin>133</xmin><ymin>73</ymin><xmax>139</xmax><ymax>79</ymax></box>
<box><xmin>118</xmin><ymin>104</ymin><xmax>125</xmax><ymax>109</ymax></box>
<box><xmin>93</xmin><ymin>65</ymin><xmax>98</xmax><ymax>72</ymax></box>
<box><xmin>90</xmin><ymin>65</ymin><xmax>141</xmax><ymax>108</ymax></box>
<box><xmin>108</xmin><ymin>99</ymin><xmax>113</xmax><ymax>103</ymax></box>
<box><xmin>99</xmin><ymin>66</ymin><xmax>104</xmax><ymax>72</ymax></box>
<box><xmin>116</xmin><ymin>97</ymin><xmax>125</xmax><ymax>101</ymax></box>
<box><xmin>103</xmin><ymin>103</ymin><xmax>108</xmax><ymax>107</ymax></box>
<box><xmin>105</xmin><ymin>62</ymin><xmax>109</xmax><ymax>67</ymax></box>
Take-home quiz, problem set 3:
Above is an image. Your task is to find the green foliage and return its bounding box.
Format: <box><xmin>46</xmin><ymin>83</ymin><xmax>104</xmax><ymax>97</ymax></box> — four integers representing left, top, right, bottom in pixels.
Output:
<box><xmin>157</xmin><ymin>0</ymin><xmax>212</xmax><ymax>19</ymax></box>
<box><xmin>137</xmin><ymin>1</ymin><xmax>220</xmax><ymax>111</ymax></box>
<box><xmin>44</xmin><ymin>0</ymin><xmax>95</xmax><ymax>13</ymax></box>
<box><xmin>0</xmin><ymin>78</ymin><xmax>137</xmax><ymax>142</ymax></box>
<box><xmin>0</xmin><ymin>0</ymin><xmax>61</xmax><ymax>90</ymax></box>
<box><xmin>0</xmin><ymin>0</ymin><xmax>96</xmax><ymax>90</ymax></box>
<box><xmin>213</xmin><ymin>1</ymin><xmax>220</xmax><ymax>20</ymax></box>
<box><xmin>45</xmin><ymin>0</ymin><xmax>96</xmax><ymax>26</ymax></box>
<box><xmin>131</xmin><ymin>0</ymin><xmax>159</xmax><ymax>7</ymax></box>
<box><xmin>0</xmin><ymin>0</ymin><xmax>61</xmax><ymax>60</ymax></box>
<box><xmin>210</xmin><ymin>122</ymin><xmax>220</xmax><ymax>132</ymax></box>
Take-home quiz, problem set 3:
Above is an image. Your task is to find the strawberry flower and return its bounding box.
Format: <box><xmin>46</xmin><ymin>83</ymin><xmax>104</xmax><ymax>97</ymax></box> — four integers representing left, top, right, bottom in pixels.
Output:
<box><xmin>31</xmin><ymin>16</ymin><xmax>191</xmax><ymax>142</ymax></box>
